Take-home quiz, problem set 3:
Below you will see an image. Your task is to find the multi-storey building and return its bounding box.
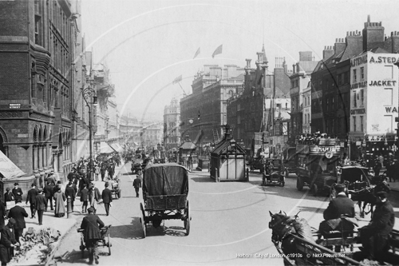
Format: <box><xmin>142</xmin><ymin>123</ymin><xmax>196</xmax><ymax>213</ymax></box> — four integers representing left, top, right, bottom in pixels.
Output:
<box><xmin>227</xmin><ymin>47</ymin><xmax>291</xmax><ymax>157</ymax></box>
<box><xmin>311</xmin><ymin>16</ymin><xmax>399</xmax><ymax>161</ymax></box>
<box><xmin>141</xmin><ymin>122</ymin><xmax>163</xmax><ymax>151</ymax></box>
<box><xmin>289</xmin><ymin>52</ymin><xmax>318</xmax><ymax>142</ymax></box>
<box><xmin>163</xmin><ymin>98</ymin><xmax>181</xmax><ymax>151</ymax></box>
<box><xmin>119</xmin><ymin>114</ymin><xmax>142</xmax><ymax>147</ymax></box>
<box><xmin>180</xmin><ymin>65</ymin><xmax>244</xmax><ymax>146</ymax></box>
<box><xmin>0</xmin><ymin>0</ymin><xmax>76</xmax><ymax>189</ymax></box>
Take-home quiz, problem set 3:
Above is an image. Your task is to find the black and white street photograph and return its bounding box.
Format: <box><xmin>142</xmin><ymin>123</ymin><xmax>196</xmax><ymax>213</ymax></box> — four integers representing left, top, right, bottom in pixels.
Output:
<box><xmin>1</xmin><ymin>0</ymin><xmax>399</xmax><ymax>265</ymax></box>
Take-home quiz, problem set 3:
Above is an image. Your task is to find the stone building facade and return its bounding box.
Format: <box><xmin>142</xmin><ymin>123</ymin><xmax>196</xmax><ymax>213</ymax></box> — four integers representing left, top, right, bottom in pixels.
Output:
<box><xmin>0</xmin><ymin>0</ymin><xmax>77</xmax><ymax>190</ymax></box>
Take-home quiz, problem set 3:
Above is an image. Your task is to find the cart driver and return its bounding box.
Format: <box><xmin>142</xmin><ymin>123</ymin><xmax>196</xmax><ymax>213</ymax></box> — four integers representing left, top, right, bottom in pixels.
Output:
<box><xmin>319</xmin><ymin>183</ymin><xmax>355</xmax><ymax>236</ymax></box>
<box><xmin>80</xmin><ymin>206</ymin><xmax>105</xmax><ymax>264</ymax></box>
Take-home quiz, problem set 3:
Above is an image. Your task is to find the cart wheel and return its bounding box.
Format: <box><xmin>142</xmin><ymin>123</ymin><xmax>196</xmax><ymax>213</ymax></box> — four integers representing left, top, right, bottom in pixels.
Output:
<box><xmin>140</xmin><ymin>203</ymin><xmax>147</xmax><ymax>238</ymax></box>
<box><xmin>184</xmin><ymin>201</ymin><xmax>191</xmax><ymax>236</ymax></box>
<box><xmin>296</xmin><ymin>176</ymin><xmax>304</xmax><ymax>191</ymax></box>
<box><xmin>107</xmin><ymin>234</ymin><xmax>111</xmax><ymax>255</ymax></box>
<box><xmin>312</xmin><ymin>184</ymin><xmax>318</xmax><ymax>196</ymax></box>
<box><xmin>80</xmin><ymin>245</ymin><xmax>84</xmax><ymax>258</ymax></box>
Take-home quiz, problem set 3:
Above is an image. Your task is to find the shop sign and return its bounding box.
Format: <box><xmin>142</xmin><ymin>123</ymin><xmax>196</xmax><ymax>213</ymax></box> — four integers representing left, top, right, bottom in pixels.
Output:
<box><xmin>369</xmin><ymin>56</ymin><xmax>399</xmax><ymax>64</ymax></box>
<box><xmin>351</xmin><ymin>81</ymin><xmax>367</xmax><ymax>89</ymax></box>
<box><xmin>309</xmin><ymin>145</ymin><xmax>340</xmax><ymax>155</ymax></box>
<box><xmin>368</xmin><ymin>80</ymin><xmax>397</xmax><ymax>87</ymax></box>
<box><xmin>350</xmin><ymin>109</ymin><xmax>366</xmax><ymax>115</ymax></box>
<box><xmin>385</xmin><ymin>107</ymin><xmax>398</xmax><ymax>113</ymax></box>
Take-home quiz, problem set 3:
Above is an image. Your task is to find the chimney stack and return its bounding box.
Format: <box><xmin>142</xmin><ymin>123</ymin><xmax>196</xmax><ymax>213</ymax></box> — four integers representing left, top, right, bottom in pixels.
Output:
<box><xmin>245</xmin><ymin>59</ymin><xmax>251</xmax><ymax>69</ymax></box>
<box><xmin>323</xmin><ymin>46</ymin><xmax>334</xmax><ymax>60</ymax></box>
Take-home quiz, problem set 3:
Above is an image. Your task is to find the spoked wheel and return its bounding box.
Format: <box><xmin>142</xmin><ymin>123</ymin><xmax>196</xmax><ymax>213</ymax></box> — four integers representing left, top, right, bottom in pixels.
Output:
<box><xmin>140</xmin><ymin>203</ymin><xmax>147</xmax><ymax>238</ymax></box>
<box><xmin>107</xmin><ymin>233</ymin><xmax>111</xmax><ymax>255</ymax></box>
<box><xmin>280</xmin><ymin>176</ymin><xmax>285</xmax><ymax>187</ymax></box>
<box><xmin>184</xmin><ymin>201</ymin><xmax>191</xmax><ymax>236</ymax></box>
<box><xmin>312</xmin><ymin>184</ymin><xmax>318</xmax><ymax>197</ymax></box>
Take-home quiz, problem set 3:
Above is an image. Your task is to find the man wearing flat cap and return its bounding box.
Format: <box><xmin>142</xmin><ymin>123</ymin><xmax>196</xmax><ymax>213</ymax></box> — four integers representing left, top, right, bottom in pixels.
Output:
<box><xmin>7</xmin><ymin>200</ymin><xmax>28</xmax><ymax>244</ymax></box>
<box><xmin>360</xmin><ymin>191</ymin><xmax>395</xmax><ymax>261</ymax></box>
<box><xmin>80</xmin><ymin>206</ymin><xmax>104</xmax><ymax>264</ymax></box>
<box><xmin>319</xmin><ymin>183</ymin><xmax>355</xmax><ymax>234</ymax></box>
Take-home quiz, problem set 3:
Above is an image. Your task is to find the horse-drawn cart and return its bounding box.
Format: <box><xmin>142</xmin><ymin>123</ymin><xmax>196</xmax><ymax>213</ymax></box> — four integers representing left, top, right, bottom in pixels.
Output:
<box><xmin>269</xmin><ymin>211</ymin><xmax>399</xmax><ymax>266</ymax></box>
<box><xmin>139</xmin><ymin>163</ymin><xmax>191</xmax><ymax>238</ymax></box>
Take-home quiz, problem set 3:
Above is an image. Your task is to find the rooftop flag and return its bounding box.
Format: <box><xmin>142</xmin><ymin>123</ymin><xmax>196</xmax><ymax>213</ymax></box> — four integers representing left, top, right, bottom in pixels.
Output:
<box><xmin>172</xmin><ymin>74</ymin><xmax>182</xmax><ymax>84</ymax></box>
<box><xmin>193</xmin><ymin>47</ymin><xmax>200</xmax><ymax>59</ymax></box>
<box><xmin>212</xmin><ymin>44</ymin><xmax>223</xmax><ymax>58</ymax></box>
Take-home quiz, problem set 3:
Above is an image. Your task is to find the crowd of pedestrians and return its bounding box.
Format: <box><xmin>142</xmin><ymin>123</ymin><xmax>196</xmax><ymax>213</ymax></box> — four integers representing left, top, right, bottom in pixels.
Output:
<box><xmin>0</xmin><ymin>155</ymin><xmax>121</xmax><ymax>265</ymax></box>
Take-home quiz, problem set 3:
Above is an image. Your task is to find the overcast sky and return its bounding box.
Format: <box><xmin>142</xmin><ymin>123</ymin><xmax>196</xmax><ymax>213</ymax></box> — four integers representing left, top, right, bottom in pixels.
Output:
<box><xmin>81</xmin><ymin>0</ymin><xmax>399</xmax><ymax>122</ymax></box>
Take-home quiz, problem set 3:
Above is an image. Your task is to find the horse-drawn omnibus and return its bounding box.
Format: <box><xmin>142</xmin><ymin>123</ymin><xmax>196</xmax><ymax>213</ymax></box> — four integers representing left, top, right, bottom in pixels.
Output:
<box><xmin>296</xmin><ymin>137</ymin><xmax>341</xmax><ymax>196</ymax></box>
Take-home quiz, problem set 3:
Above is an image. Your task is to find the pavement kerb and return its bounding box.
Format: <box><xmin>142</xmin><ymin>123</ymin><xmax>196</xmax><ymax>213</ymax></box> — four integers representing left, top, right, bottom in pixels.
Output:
<box><xmin>44</xmin><ymin>162</ymin><xmax>126</xmax><ymax>266</ymax></box>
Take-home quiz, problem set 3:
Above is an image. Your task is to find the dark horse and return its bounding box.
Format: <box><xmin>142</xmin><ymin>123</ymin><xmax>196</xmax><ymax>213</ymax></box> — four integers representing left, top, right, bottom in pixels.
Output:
<box><xmin>350</xmin><ymin>176</ymin><xmax>390</xmax><ymax>218</ymax></box>
<box><xmin>269</xmin><ymin>211</ymin><xmax>316</xmax><ymax>265</ymax></box>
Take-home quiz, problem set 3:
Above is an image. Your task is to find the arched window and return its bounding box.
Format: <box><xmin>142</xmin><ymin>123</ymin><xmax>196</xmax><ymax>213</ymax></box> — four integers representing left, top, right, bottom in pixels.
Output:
<box><xmin>33</xmin><ymin>126</ymin><xmax>38</xmax><ymax>170</ymax></box>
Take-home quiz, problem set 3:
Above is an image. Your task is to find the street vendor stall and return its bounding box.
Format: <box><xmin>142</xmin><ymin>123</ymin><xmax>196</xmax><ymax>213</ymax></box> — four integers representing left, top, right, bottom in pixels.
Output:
<box><xmin>210</xmin><ymin>125</ymin><xmax>248</xmax><ymax>182</ymax></box>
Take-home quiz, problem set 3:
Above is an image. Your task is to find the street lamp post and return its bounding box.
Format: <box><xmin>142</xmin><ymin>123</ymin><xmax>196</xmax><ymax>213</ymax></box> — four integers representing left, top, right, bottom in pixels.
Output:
<box><xmin>82</xmin><ymin>84</ymin><xmax>97</xmax><ymax>180</ymax></box>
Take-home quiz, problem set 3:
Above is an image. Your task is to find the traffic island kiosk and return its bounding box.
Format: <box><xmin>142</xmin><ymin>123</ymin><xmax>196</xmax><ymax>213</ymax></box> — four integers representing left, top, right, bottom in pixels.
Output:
<box><xmin>210</xmin><ymin>125</ymin><xmax>248</xmax><ymax>182</ymax></box>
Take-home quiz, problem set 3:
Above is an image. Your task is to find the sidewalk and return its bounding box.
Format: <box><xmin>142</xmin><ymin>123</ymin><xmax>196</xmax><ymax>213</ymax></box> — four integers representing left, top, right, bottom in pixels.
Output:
<box><xmin>8</xmin><ymin>162</ymin><xmax>127</xmax><ymax>266</ymax></box>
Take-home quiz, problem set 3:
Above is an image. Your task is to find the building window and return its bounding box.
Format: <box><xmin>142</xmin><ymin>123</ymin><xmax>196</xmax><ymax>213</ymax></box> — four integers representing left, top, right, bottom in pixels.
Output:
<box><xmin>360</xmin><ymin>67</ymin><xmax>364</xmax><ymax>80</ymax></box>
<box><xmin>353</xmin><ymin>91</ymin><xmax>357</xmax><ymax>108</ymax></box>
<box><xmin>353</xmin><ymin>116</ymin><xmax>356</xmax><ymax>132</ymax></box>
<box><xmin>360</xmin><ymin>89</ymin><xmax>364</xmax><ymax>106</ymax></box>
<box><xmin>353</xmin><ymin>69</ymin><xmax>357</xmax><ymax>83</ymax></box>
<box><xmin>360</xmin><ymin>116</ymin><xmax>364</xmax><ymax>132</ymax></box>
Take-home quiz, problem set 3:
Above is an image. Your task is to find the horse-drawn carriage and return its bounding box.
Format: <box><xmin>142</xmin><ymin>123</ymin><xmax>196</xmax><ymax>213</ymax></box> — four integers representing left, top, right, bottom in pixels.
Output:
<box><xmin>269</xmin><ymin>211</ymin><xmax>399</xmax><ymax>266</ymax></box>
<box><xmin>330</xmin><ymin>165</ymin><xmax>390</xmax><ymax>217</ymax></box>
<box><xmin>262</xmin><ymin>158</ymin><xmax>288</xmax><ymax>187</ymax></box>
<box><xmin>139</xmin><ymin>163</ymin><xmax>191</xmax><ymax>238</ymax></box>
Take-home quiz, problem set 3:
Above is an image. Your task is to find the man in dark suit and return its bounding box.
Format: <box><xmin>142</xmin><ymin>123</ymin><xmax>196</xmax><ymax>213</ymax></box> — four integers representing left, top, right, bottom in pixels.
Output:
<box><xmin>7</xmin><ymin>200</ymin><xmax>28</xmax><ymax>244</ymax></box>
<box><xmin>133</xmin><ymin>174</ymin><xmax>142</xmax><ymax>197</ymax></box>
<box><xmin>65</xmin><ymin>183</ymin><xmax>76</xmax><ymax>212</ymax></box>
<box><xmin>360</xmin><ymin>191</ymin><xmax>395</xmax><ymax>261</ymax></box>
<box><xmin>0</xmin><ymin>199</ymin><xmax>5</xmax><ymax>228</ymax></box>
<box><xmin>0</xmin><ymin>218</ymin><xmax>18</xmax><ymax>265</ymax></box>
<box><xmin>35</xmin><ymin>188</ymin><xmax>46</xmax><ymax>225</ymax></box>
<box><xmin>43</xmin><ymin>181</ymin><xmax>54</xmax><ymax>211</ymax></box>
<box><xmin>11</xmin><ymin>183</ymin><xmax>23</xmax><ymax>204</ymax></box>
<box><xmin>320</xmin><ymin>184</ymin><xmax>355</xmax><ymax>233</ymax></box>
<box><xmin>80</xmin><ymin>206</ymin><xmax>105</xmax><ymax>264</ymax></box>
<box><xmin>101</xmin><ymin>182</ymin><xmax>113</xmax><ymax>216</ymax></box>
<box><xmin>26</xmin><ymin>183</ymin><xmax>38</xmax><ymax>219</ymax></box>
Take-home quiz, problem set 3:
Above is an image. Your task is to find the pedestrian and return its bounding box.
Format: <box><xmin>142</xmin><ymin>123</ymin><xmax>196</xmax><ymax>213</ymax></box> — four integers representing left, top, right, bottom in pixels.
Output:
<box><xmin>94</xmin><ymin>163</ymin><xmax>100</xmax><ymax>181</ymax></box>
<box><xmin>101</xmin><ymin>182</ymin><xmax>112</xmax><ymax>216</ymax></box>
<box><xmin>43</xmin><ymin>181</ymin><xmax>54</xmax><ymax>211</ymax></box>
<box><xmin>359</xmin><ymin>191</ymin><xmax>395</xmax><ymax>261</ymax></box>
<box><xmin>65</xmin><ymin>182</ymin><xmax>76</xmax><ymax>212</ymax></box>
<box><xmin>80</xmin><ymin>184</ymin><xmax>89</xmax><ymax>214</ymax></box>
<box><xmin>26</xmin><ymin>183</ymin><xmax>38</xmax><ymax>219</ymax></box>
<box><xmin>0</xmin><ymin>199</ymin><xmax>5</xmax><ymax>229</ymax></box>
<box><xmin>80</xmin><ymin>206</ymin><xmax>104</xmax><ymax>264</ymax></box>
<box><xmin>67</xmin><ymin>167</ymin><xmax>78</xmax><ymax>184</ymax></box>
<box><xmin>107</xmin><ymin>161</ymin><xmax>115</xmax><ymax>180</ymax></box>
<box><xmin>90</xmin><ymin>183</ymin><xmax>101</xmax><ymax>212</ymax></box>
<box><xmin>0</xmin><ymin>218</ymin><xmax>18</xmax><ymax>266</ymax></box>
<box><xmin>11</xmin><ymin>183</ymin><xmax>22</xmax><ymax>204</ymax></box>
<box><xmin>35</xmin><ymin>188</ymin><xmax>46</xmax><ymax>226</ymax></box>
<box><xmin>53</xmin><ymin>187</ymin><xmax>66</xmax><ymax>218</ymax></box>
<box><xmin>374</xmin><ymin>157</ymin><xmax>382</xmax><ymax>178</ymax></box>
<box><xmin>133</xmin><ymin>173</ymin><xmax>141</xmax><ymax>197</ymax></box>
<box><xmin>4</xmin><ymin>188</ymin><xmax>14</xmax><ymax>203</ymax></box>
<box><xmin>7</xmin><ymin>200</ymin><xmax>28</xmax><ymax>244</ymax></box>
<box><xmin>100</xmin><ymin>161</ymin><xmax>107</xmax><ymax>182</ymax></box>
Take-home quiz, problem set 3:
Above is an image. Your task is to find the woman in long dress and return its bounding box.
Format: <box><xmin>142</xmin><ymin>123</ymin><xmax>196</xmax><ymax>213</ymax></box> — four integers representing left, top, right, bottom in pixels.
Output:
<box><xmin>53</xmin><ymin>187</ymin><xmax>66</xmax><ymax>217</ymax></box>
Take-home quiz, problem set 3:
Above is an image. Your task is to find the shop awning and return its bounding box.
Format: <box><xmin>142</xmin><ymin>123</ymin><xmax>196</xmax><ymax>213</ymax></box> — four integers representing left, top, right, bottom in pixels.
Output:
<box><xmin>0</xmin><ymin>151</ymin><xmax>25</xmax><ymax>179</ymax></box>
<box><xmin>110</xmin><ymin>143</ymin><xmax>123</xmax><ymax>153</ymax></box>
<box><xmin>99</xmin><ymin>142</ymin><xmax>114</xmax><ymax>154</ymax></box>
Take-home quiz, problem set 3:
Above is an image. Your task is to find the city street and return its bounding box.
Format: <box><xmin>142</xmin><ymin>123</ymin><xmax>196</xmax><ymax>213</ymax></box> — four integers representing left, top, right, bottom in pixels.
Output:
<box><xmin>53</xmin><ymin>162</ymin><xmax>399</xmax><ymax>266</ymax></box>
